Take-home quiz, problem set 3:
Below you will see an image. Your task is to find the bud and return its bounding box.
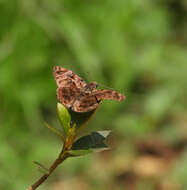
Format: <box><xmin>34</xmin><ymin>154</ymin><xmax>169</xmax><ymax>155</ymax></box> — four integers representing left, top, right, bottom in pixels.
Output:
<box><xmin>57</xmin><ymin>103</ymin><xmax>71</xmax><ymax>136</ymax></box>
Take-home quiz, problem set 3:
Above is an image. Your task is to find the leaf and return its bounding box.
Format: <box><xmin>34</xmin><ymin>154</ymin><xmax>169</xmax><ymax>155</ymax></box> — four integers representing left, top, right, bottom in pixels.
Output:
<box><xmin>44</xmin><ymin>122</ymin><xmax>65</xmax><ymax>141</ymax></box>
<box><xmin>69</xmin><ymin>131</ymin><xmax>111</xmax><ymax>156</ymax></box>
<box><xmin>33</xmin><ymin>161</ymin><xmax>49</xmax><ymax>174</ymax></box>
<box><xmin>68</xmin><ymin>149</ymin><xmax>93</xmax><ymax>156</ymax></box>
<box><xmin>57</xmin><ymin>103</ymin><xmax>71</xmax><ymax>135</ymax></box>
<box><xmin>69</xmin><ymin>109</ymin><xmax>96</xmax><ymax>129</ymax></box>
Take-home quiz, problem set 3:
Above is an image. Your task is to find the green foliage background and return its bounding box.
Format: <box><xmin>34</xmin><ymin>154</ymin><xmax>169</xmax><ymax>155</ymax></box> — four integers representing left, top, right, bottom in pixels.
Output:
<box><xmin>0</xmin><ymin>0</ymin><xmax>187</xmax><ymax>189</ymax></box>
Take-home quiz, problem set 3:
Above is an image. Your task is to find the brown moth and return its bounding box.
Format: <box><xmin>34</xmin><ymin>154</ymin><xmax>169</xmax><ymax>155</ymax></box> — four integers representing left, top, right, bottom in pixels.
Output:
<box><xmin>53</xmin><ymin>66</ymin><xmax>125</xmax><ymax>112</ymax></box>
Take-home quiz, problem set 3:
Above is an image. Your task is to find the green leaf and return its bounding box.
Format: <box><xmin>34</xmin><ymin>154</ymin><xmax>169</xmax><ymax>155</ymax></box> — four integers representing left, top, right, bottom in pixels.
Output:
<box><xmin>68</xmin><ymin>149</ymin><xmax>93</xmax><ymax>156</ymax></box>
<box><xmin>33</xmin><ymin>161</ymin><xmax>49</xmax><ymax>174</ymax></box>
<box><xmin>44</xmin><ymin>122</ymin><xmax>64</xmax><ymax>141</ymax></box>
<box><xmin>70</xmin><ymin>131</ymin><xmax>111</xmax><ymax>156</ymax></box>
<box><xmin>57</xmin><ymin>103</ymin><xmax>71</xmax><ymax>135</ymax></box>
<box><xmin>69</xmin><ymin>109</ymin><xmax>96</xmax><ymax>130</ymax></box>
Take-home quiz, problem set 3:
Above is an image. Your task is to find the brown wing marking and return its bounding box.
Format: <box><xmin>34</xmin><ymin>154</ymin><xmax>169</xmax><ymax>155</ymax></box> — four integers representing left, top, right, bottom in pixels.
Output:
<box><xmin>53</xmin><ymin>66</ymin><xmax>68</xmax><ymax>83</ymax></box>
<box><xmin>53</xmin><ymin>66</ymin><xmax>68</xmax><ymax>78</ymax></box>
<box><xmin>71</xmin><ymin>72</ymin><xmax>87</xmax><ymax>89</ymax></box>
<box><xmin>93</xmin><ymin>90</ymin><xmax>125</xmax><ymax>101</ymax></box>
<box><xmin>72</xmin><ymin>94</ymin><xmax>100</xmax><ymax>112</ymax></box>
<box><xmin>53</xmin><ymin>66</ymin><xmax>87</xmax><ymax>90</ymax></box>
<box><xmin>57</xmin><ymin>87</ymin><xmax>80</xmax><ymax>108</ymax></box>
<box><xmin>53</xmin><ymin>66</ymin><xmax>73</xmax><ymax>87</ymax></box>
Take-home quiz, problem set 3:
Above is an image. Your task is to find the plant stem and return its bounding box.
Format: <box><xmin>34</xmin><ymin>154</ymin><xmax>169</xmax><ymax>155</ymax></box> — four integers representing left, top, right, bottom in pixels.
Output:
<box><xmin>27</xmin><ymin>147</ymin><xmax>68</xmax><ymax>190</ymax></box>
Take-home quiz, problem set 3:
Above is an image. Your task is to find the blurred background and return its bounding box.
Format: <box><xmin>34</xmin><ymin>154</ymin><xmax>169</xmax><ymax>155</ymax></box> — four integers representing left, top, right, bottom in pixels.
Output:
<box><xmin>0</xmin><ymin>0</ymin><xmax>187</xmax><ymax>189</ymax></box>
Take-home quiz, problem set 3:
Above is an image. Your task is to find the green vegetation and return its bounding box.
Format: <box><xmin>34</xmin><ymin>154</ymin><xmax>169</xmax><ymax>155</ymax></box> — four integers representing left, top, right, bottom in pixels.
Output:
<box><xmin>0</xmin><ymin>0</ymin><xmax>187</xmax><ymax>189</ymax></box>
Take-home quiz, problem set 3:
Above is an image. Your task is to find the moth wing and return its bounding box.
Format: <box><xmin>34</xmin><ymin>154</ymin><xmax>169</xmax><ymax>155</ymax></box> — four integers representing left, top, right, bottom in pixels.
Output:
<box><xmin>53</xmin><ymin>66</ymin><xmax>70</xmax><ymax>87</ymax></box>
<box><xmin>53</xmin><ymin>66</ymin><xmax>87</xmax><ymax>90</ymax></box>
<box><xmin>72</xmin><ymin>90</ymin><xmax>125</xmax><ymax>112</ymax></box>
<box><xmin>72</xmin><ymin>94</ymin><xmax>100</xmax><ymax>112</ymax></box>
<box><xmin>53</xmin><ymin>66</ymin><xmax>83</xmax><ymax>107</ymax></box>
<box><xmin>57</xmin><ymin>87</ymin><xmax>80</xmax><ymax>108</ymax></box>
<box><xmin>93</xmin><ymin>90</ymin><xmax>125</xmax><ymax>101</ymax></box>
<box><xmin>72</xmin><ymin>72</ymin><xmax>87</xmax><ymax>89</ymax></box>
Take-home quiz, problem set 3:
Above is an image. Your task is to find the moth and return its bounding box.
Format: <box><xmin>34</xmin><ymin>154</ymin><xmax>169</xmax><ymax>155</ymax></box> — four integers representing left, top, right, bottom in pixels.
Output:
<box><xmin>53</xmin><ymin>66</ymin><xmax>125</xmax><ymax>112</ymax></box>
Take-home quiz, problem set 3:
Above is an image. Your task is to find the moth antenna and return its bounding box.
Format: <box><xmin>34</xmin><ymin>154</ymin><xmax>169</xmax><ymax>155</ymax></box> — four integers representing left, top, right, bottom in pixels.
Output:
<box><xmin>97</xmin><ymin>83</ymin><xmax>115</xmax><ymax>91</ymax></box>
<box><xmin>83</xmin><ymin>70</ymin><xmax>93</xmax><ymax>82</ymax></box>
